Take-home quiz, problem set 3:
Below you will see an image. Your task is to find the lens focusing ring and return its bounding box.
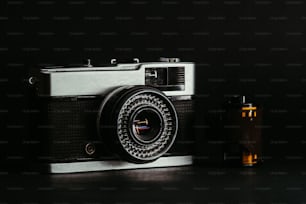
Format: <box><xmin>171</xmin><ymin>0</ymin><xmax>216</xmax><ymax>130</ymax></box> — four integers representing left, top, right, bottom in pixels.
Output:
<box><xmin>116</xmin><ymin>91</ymin><xmax>177</xmax><ymax>161</ymax></box>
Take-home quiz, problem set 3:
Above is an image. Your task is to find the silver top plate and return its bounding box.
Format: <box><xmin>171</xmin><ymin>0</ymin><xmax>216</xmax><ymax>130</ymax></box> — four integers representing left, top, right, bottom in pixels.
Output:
<box><xmin>41</xmin><ymin>62</ymin><xmax>193</xmax><ymax>73</ymax></box>
<box><xmin>38</xmin><ymin>61</ymin><xmax>195</xmax><ymax>97</ymax></box>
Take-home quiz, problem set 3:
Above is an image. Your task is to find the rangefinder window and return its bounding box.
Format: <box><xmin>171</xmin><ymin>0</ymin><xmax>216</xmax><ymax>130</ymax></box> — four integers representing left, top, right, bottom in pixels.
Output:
<box><xmin>145</xmin><ymin>68</ymin><xmax>167</xmax><ymax>86</ymax></box>
<box><xmin>145</xmin><ymin>67</ymin><xmax>185</xmax><ymax>91</ymax></box>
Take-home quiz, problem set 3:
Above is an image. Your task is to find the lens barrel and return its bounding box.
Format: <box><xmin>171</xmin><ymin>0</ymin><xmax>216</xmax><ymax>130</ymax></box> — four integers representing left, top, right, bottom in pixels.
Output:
<box><xmin>97</xmin><ymin>86</ymin><xmax>178</xmax><ymax>163</ymax></box>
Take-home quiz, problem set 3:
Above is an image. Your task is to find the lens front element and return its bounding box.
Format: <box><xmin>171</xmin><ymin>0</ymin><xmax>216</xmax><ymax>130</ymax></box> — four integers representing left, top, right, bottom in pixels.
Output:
<box><xmin>131</xmin><ymin>108</ymin><xmax>163</xmax><ymax>144</ymax></box>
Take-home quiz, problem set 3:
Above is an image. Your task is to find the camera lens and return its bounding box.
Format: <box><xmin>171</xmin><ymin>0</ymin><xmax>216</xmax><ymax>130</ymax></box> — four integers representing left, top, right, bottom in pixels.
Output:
<box><xmin>97</xmin><ymin>86</ymin><xmax>178</xmax><ymax>163</ymax></box>
<box><xmin>131</xmin><ymin>108</ymin><xmax>163</xmax><ymax>144</ymax></box>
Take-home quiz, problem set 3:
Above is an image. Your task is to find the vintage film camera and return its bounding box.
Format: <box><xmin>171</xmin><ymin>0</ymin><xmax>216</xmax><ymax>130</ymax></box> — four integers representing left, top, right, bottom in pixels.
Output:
<box><xmin>28</xmin><ymin>58</ymin><xmax>195</xmax><ymax>173</ymax></box>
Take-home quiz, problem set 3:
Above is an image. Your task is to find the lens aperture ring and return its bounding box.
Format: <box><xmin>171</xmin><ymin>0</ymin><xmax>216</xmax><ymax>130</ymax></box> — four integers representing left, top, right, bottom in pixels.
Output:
<box><xmin>117</xmin><ymin>92</ymin><xmax>177</xmax><ymax>160</ymax></box>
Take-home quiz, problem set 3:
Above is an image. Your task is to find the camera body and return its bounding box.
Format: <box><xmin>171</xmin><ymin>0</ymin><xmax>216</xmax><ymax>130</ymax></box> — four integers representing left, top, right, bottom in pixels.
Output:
<box><xmin>29</xmin><ymin>58</ymin><xmax>195</xmax><ymax>173</ymax></box>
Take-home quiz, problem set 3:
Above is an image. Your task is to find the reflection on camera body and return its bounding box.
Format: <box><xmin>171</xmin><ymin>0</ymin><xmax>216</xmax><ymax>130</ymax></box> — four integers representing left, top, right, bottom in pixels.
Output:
<box><xmin>28</xmin><ymin>58</ymin><xmax>195</xmax><ymax>173</ymax></box>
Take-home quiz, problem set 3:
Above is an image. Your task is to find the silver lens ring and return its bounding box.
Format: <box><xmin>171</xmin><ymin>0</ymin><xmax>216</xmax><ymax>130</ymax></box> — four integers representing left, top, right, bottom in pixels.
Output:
<box><xmin>116</xmin><ymin>90</ymin><xmax>178</xmax><ymax>161</ymax></box>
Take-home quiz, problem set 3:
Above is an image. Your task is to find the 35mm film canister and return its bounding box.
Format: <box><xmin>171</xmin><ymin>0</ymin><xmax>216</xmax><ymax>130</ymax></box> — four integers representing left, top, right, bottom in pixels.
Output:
<box><xmin>223</xmin><ymin>96</ymin><xmax>263</xmax><ymax>167</ymax></box>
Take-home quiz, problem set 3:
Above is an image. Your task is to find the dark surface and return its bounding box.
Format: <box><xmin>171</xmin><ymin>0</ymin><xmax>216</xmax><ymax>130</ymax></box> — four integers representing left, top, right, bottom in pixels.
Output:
<box><xmin>1</xmin><ymin>162</ymin><xmax>306</xmax><ymax>204</ymax></box>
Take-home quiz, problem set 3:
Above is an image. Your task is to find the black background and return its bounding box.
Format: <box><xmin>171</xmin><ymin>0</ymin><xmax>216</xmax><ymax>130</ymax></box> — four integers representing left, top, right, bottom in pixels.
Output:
<box><xmin>2</xmin><ymin>0</ymin><xmax>306</xmax><ymax>160</ymax></box>
<box><xmin>1</xmin><ymin>0</ymin><xmax>306</xmax><ymax>203</ymax></box>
